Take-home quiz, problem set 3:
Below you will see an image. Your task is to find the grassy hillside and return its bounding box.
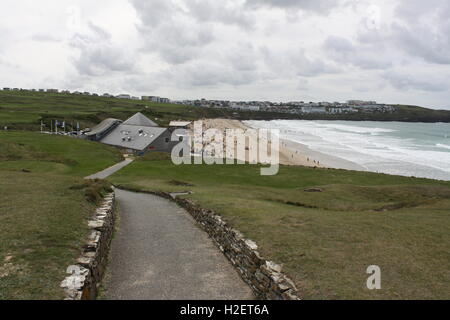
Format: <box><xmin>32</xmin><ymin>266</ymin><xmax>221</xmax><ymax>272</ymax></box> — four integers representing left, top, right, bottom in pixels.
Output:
<box><xmin>0</xmin><ymin>90</ymin><xmax>263</xmax><ymax>130</ymax></box>
<box><xmin>110</xmin><ymin>154</ymin><xmax>450</xmax><ymax>300</ymax></box>
<box><xmin>0</xmin><ymin>131</ymin><xmax>121</xmax><ymax>299</ymax></box>
<box><xmin>296</xmin><ymin>104</ymin><xmax>450</xmax><ymax>122</ymax></box>
<box><xmin>1</xmin><ymin>91</ymin><xmax>449</xmax><ymax>132</ymax></box>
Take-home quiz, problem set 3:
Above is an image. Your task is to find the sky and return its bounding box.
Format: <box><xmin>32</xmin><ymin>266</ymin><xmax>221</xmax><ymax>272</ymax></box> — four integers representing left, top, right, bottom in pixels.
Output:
<box><xmin>0</xmin><ymin>0</ymin><xmax>449</xmax><ymax>109</ymax></box>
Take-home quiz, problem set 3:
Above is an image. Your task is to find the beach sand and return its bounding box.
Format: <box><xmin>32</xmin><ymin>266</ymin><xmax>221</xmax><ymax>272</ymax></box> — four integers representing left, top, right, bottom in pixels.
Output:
<box><xmin>198</xmin><ymin>119</ymin><xmax>365</xmax><ymax>170</ymax></box>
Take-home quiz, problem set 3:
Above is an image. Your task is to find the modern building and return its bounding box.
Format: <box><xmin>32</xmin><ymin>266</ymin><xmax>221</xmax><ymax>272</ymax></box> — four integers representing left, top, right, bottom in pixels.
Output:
<box><xmin>142</xmin><ymin>96</ymin><xmax>170</xmax><ymax>103</ymax></box>
<box><xmin>301</xmin><ymin>106</ymin><xmax>327</xmax><ymax>114</ymax></box>
<box><xmin>87</xmin><ymin>112</ymin><xmax>179</xmax><ymax>155</ymax></box>
<box><xmin>117</xmin><ymin>94</ymin><xmax>131</xmax><ymax>99</ymax></box>
<box><xmin>347</xmin><ymin>100</ymin><xmax>377</xmax><ymax>105</ymax></box>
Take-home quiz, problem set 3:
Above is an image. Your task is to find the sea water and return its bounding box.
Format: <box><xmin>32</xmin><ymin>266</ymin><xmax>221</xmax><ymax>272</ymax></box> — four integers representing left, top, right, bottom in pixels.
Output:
<box><xmin>245</xmin><ymin>120</ymin><xmax>450</xmax><ymax>181</ymax></box>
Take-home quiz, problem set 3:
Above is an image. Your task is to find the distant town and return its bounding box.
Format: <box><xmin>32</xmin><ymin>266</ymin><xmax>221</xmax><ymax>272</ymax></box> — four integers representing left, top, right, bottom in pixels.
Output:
<box><xmin>176</xmin><ymin>99</ymin><xmax>396</xmax><ymax>115</ymax></box>
<box><xmin>1</xmin><ymin>87</ymin><xmax>396</xmax><ymax>115</ymax></box>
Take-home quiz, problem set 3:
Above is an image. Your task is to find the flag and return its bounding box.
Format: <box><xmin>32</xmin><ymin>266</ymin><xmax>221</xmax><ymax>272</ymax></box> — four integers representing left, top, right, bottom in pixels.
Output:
<box><xmin>62</xmin><ymin>121</ymin><xmax>65</xmax><ymax>128</ymax></box>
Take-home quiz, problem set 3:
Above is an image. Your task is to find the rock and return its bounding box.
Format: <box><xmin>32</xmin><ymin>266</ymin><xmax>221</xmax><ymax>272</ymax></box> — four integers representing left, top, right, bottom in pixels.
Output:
<box><xmin>281</xmin><ymin>290</ymin><xmax>300</xmax><ymax>300</ymax></box>
<box><xmin>245</xmin><ymin>239</ymin><xmax>258</xmax><ymax>251</ymax></box>
<box><xmin>266</xmin><ymin>261</ymin><xmax>283</xmax><ymax>273</ymax></box>
<box><xmin>88</xmin><ymin>220</ymin><xmax>105</xmax><ymax>230</ymax></box>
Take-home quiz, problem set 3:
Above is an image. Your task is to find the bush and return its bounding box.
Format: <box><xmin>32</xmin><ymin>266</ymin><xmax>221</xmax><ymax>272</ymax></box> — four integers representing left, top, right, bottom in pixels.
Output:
<box><xmin>70</xmin><ymin>179</ymin><xmax>112</xmax><ymax>204</ymax></box>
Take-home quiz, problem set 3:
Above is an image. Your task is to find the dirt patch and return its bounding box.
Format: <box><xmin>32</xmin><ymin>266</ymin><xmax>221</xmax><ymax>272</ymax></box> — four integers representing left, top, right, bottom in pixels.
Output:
<box><xmin>304</xmin><ymin>187</ymin><xmax>323</xmax><ymax>193</ymax></box>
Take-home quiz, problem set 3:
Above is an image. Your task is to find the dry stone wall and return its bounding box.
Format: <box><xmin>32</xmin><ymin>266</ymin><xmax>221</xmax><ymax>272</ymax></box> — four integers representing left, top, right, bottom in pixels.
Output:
<box><xmin>60</xmin><ymin>191</ymin><xmax>116</xmax><ymax>300</ymax></box>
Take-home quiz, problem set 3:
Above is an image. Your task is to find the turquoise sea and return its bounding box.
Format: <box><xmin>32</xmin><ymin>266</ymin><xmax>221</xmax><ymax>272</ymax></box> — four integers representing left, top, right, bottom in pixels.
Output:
<box><xmin>246</xmin><ymin>120</ymin><xmax>450</xmax><ymax>181</ymax></box>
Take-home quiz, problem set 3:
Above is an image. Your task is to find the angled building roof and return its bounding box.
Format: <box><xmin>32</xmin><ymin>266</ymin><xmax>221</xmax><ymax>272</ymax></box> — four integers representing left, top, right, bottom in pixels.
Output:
<box><xmin>99</xmin><ymin>124</ymin><xmax>167</xmax><ymax>151</ymax></box>
<box><xmin>85</xmin><ymin>118</ymin><xmax>122</xmax><ymax>137</ymax></box>
<box><xmin>123</xmin><ymin>112</ymin><xmax>158</xmax><ymax>127</ymax></box>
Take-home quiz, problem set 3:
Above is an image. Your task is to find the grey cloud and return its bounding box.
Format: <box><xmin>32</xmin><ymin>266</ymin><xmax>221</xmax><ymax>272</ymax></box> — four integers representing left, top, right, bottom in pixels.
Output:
<box><xmin>74</xmin><ymin>46</ymin><xmax>135</xmax><ymax>76</ymax></box>
<box><xmin>130</xmin><ymin>0</ymin><xmax>175</xmax><ymax>28</ymax></box>
<box><xmin>390</xmin><ymin>22</ymin><xmax>450</xmax><ymax>65</ymax></box>
<box><xmin>357</xmin><ymin>1</ymin><xmax>450</xmax><ymax>66</ymax></box>
<box><xmin>69</xmin><ymin>23</ymin><xmax>135</xmax><ymax>76</ymax></box>
<box><xmin>226</xmin><ymin>43</ymin><xmax>258</xmax><ymax>72</ymax></box>
<box><xmin>186</xmin><ymin>0</ymin><xmax>254</xmax><ymax>29</ymax></box>
<box><xmin>324</xmin><ymin>36</ymin><xmax>392</xmax><ymax>69</ymax></box>
<box><xmin>296</xmin><ymin>51</ymin><xmax>340</xmax><ymax>77</ymax></box>
<box><xmin>138</xmin><ymin>22</ymin><xmax>215</xmax><ymax>65</ymax></box>
<box><xmin>391</xmin><ymin>0</ymin><xmax>450</xmax><ymax>65</ymax></box>
<box><xmin>382</xmin><ymin>71</ymin><xmax>448</xmax><ymax>92</ymax></box>
<box><xmin>182</xmin><ymin>63</ymin><xmax>259</xmax><ymax>87</ymax></box>
<box><xmin>150</xmin><ymin>60</ymin><xmax>260</xmax><ymax>88</ymax></box>
<box><xmin>132</xmin><ymin>0</ymin><xmax>218</xmax><ymax>64</ymax></box>
<box><xmin>261</xmin><ymin>46</ymin><xmax>340</xmax><ymax>78</ymax></box>
<box><xmin>246</xmin><ymin>0</ymin><xmax>341</xmax><ymax>14</ymax></box>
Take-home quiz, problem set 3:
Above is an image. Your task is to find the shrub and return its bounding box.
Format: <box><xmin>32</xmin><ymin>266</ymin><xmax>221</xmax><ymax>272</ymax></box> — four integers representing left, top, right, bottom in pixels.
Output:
<box><xmin>71</xmin><ymin>179</ymin><xmax>112</xmax><ymax>204</ymax></box>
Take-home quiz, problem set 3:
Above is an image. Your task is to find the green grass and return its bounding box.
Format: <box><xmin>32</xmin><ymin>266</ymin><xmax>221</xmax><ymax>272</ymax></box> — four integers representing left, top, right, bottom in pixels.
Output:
<box><xmin>110</xmin><ymin>157</ymin><xmax>450</xmax><ymax>300</ymax></box>
<box><xmin>0</xmin><ymin>131</ymin><xmax>121</xmax><ymax>299</ymax></box>
<box><xmin>0</xmin><ymin>90</ymin><xmax>267</xmax><ymax>130</ymax></box>
<box><xmin>0</xmin><ymin>131</ymin><xmax>123</xmax><ymax>176</ymax></box>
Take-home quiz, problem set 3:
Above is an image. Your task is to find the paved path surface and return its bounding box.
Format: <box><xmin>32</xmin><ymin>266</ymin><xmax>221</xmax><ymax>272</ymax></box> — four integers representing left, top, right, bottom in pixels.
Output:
<box><xmin>85</xmin><ymin>159</ymin><xmax>133</xmax><ymax>180</ymax></box>
<box><xmin>103</xmin><ymin>189</ymin><xmax>254</xmax><ymax>300</ymax></box>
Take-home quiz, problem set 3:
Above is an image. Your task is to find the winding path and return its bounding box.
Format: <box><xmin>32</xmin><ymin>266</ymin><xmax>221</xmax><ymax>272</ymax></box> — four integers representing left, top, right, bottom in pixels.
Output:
<box><xmin>103</xmin><ymin>189</ymin><xmax>254</xmax><ymax>300</ymax></box>
<box><xmin>85</xmin><ymin>159</ymin><xmax>133</xmax><ymax>180</ymax></box>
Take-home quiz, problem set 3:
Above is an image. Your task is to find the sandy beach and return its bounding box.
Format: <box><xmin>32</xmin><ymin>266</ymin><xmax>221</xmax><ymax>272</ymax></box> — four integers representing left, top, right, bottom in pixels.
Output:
<box><xmin>198</xmin><ymin>119</ymin><xmax>364</xmax><ymax>170</ymax></box>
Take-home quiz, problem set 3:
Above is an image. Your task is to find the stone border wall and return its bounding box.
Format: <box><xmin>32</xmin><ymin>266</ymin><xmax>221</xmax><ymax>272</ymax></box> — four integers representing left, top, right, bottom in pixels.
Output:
<box><xmin>127</xmin><ymin>188</ymin><xmax>300</xmax><ymax>300</ymax></box>
<box><xmin>60</xmin><ymin>191</ymin><xmax>116</xmax><ymax>300</ymax></box>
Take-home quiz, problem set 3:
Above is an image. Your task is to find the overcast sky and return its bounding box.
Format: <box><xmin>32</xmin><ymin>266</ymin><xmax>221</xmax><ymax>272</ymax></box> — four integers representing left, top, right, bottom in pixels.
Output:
<box><xmin>1</xmin><ymin>0</ymin><xmax>449</xmax><ymax>109</ymax></box>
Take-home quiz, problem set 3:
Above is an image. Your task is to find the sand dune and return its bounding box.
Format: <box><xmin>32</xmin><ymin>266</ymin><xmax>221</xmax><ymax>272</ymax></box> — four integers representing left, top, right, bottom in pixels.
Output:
<box><xmin>195</xmin><ymin>119</ymin><xmax>326</xmax><ymax>168</ymax></box>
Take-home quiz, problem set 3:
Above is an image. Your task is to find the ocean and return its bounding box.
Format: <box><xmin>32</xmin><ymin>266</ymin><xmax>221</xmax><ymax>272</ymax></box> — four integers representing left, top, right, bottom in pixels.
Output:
<box><xmin>245</xmin><ymin>120</ymin><xmax>450</xmax><ymax>181</ymax></box>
